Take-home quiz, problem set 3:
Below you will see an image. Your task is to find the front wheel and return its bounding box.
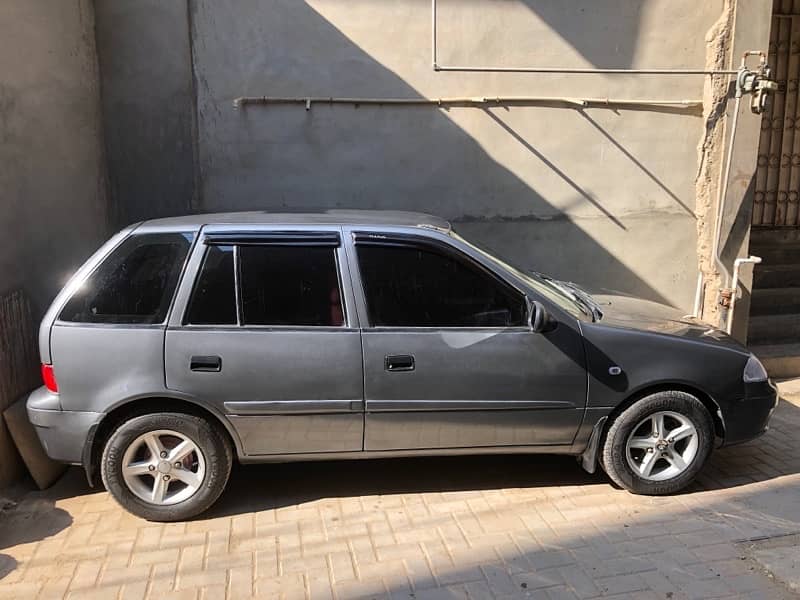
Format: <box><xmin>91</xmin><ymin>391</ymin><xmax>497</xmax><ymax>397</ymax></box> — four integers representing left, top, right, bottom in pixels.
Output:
<box><xmin>101</xmin><ymin>412</ymin><xmax>232</xmax><ymax>521</ymax></box>
<box><xmin>601</xmin><ymin>391</ymin><xmax>714</xmax><ymax>495</ymax></box>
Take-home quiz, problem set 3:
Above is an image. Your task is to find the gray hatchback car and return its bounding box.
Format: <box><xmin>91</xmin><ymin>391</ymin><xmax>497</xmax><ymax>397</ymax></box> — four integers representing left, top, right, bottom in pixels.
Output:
<box><xmin>28</xmin><ymin>210</ymin><xmax>777</xmax><ymax>521</ymax></box>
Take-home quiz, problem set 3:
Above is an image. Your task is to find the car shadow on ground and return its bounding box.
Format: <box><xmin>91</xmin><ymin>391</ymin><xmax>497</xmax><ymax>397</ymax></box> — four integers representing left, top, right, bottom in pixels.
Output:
<box><xmin>205</xmin><ymin>453</ymin><xmax>602</xmax><ymax>519</ymax></box>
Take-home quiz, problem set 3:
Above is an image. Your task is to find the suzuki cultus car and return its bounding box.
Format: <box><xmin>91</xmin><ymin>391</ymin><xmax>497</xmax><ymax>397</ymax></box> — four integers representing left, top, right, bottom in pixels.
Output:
<box><xmin>28</xmin><ymin>211</ymin><xmax>777</xmax><ymax>521</ymax></box>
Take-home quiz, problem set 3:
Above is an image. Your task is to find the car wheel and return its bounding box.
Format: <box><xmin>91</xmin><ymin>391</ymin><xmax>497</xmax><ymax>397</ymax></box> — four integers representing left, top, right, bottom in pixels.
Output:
<box><xmin>601</xmin><ymin>391</ymin><xmax>714</xmax><ymax>495</ymax></box>
<box><xmin>101</xmin><ymin>412</ymin><xmax>232</xmax><ymax>521</ymax></box>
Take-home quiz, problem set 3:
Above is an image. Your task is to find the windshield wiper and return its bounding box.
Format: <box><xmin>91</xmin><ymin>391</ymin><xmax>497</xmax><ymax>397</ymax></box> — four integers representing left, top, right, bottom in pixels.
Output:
<box><xmin>529</xmin><ymin>272</ymin><xmax>592</xmax><ymax>319</ymax></box>
<box><xmin>559</xmin><ymin>281</ymin><xmax>604</xmax><ymax>321</ymax></box>
<box><xmin>531</xmin><ymin>272</ymin><xmax>602</xmax><ymax>321</ymax></box>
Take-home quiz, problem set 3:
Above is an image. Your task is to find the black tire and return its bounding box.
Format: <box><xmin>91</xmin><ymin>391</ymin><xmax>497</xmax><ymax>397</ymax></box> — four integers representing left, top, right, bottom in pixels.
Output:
<box><xmin>601</xmin><ymin>391</ymin><xmax>714</xmax><ymax>495</ymax></box>
<box><xmin>101</xmin><ymin>412</ymin><xmax>232</xmax><ymax>521</ymax></box>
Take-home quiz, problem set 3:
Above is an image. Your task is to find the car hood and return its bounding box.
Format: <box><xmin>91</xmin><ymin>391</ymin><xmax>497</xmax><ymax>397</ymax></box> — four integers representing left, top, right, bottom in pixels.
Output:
<box><xmin>588</xmin><ymin>291</ymin><xmax>748</xmax><ymax>351</ymax></box>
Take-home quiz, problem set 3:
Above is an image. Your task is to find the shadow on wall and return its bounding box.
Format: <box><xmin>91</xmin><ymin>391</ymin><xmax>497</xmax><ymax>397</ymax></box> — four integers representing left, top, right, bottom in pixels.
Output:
<box><xmin>187</xmin><ymin>0</ymin><xmax>692</xmax><ymax>305</ymax></box>
<box><xmin>516</xmin><ymin>0</ymin><xmax>643</xmax><ymax>69</ymax></box>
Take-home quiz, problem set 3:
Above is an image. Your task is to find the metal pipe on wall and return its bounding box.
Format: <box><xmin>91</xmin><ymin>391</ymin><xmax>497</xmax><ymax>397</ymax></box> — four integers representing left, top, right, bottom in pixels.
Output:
<box><xmin>711</xmin><ymin>93</ymin><xmax>743</xmax><ymax>292</ymax></box>
<box><xmin>691</xmin><ymin>272</ymin><xmax>705</xmax><ymax>319</ymax></box>
<box><xmin>233</xmin><ymin>95</ymin><xmax>703</xmax><ymax>111</ymax></box>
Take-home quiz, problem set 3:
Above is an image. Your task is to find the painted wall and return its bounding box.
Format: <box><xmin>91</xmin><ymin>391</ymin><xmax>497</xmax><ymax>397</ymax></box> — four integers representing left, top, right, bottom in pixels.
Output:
<box><xmin>94</xmin><ymin>0</ymin><xmax>197</xmax><ymax>227</ymax></box>
<box><xmin>0</xmin><ymin>0</ymin><xmax>108</xmax><ymax>485</ymax></box>
<box><xmin>96</xmin><ymin>0</ymin><xmax>771</xmax><ymax>312</ymax></box>
<box><xmin>0</xmin><ymin>0</ymin><xmax>108</xmax><ymax>314</ymax></box>
<box><xmin>193</xmin><ymin>0</ymin><xmax>716</xmax><ymax>309</ymax></box>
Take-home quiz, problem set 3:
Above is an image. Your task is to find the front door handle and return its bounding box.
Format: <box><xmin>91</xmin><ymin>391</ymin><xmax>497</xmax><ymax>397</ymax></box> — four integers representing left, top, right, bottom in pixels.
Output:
<box><xmin>385</xmin><ymin>354</ymin><xmax>415</xmax><ymax>372</ymax></box>
<box><xmin>190</xmin><ymin>355</ymin><xmax>222</xmax><ymax>372</ymax></box>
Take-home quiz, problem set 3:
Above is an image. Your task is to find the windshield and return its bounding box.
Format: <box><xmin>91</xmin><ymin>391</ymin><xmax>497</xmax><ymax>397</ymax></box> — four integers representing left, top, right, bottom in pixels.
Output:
<box><xmin>449</xmin><ymin>230</ymin><xmax>591</xmax><ymax>319</ymax></box>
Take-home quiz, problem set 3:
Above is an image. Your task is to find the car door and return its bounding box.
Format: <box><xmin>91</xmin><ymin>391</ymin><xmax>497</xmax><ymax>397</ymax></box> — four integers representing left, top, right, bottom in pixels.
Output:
<box><xmin>165</xmin><ymin>226</ymin><xmax>364</xmax><ymax>456</ymax></box>
<box><xmin>345</xmin><ymin>228</ymin><xmax>587</xmax><ymax>451</ymax></box>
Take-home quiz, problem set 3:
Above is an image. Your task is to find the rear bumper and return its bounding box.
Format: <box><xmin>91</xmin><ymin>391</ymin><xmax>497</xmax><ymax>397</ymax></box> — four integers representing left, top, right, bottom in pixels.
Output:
<box><xmin>26</xmin><ymin>386</ymin><xmax>102</xmax><ymax>464</ymax></box>
<box><xmin>720</xmin><ymin>380</ymin><xmax>779</xmax><ymax>446</ymax></box>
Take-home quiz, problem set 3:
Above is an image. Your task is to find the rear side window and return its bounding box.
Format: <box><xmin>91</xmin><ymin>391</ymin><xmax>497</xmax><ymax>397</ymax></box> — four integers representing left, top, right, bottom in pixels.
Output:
<box><xmin>60</xmin><ymin>233</ymin><xmax>192</xmax><ymax>324</ymax></box>
<box><xmin>184</xmin><ymin>243</ymin><xmax>344</xmax><ymax>327</ymax></box>
<box><xmin>240</xmin><ymin>246</ymin><xmax>343</xmax><ymax>326</ymax></box>
<box><xmin>357</xmin><ymin>243</ymin><xmax>526</xmax><ymax>327</ymax></box>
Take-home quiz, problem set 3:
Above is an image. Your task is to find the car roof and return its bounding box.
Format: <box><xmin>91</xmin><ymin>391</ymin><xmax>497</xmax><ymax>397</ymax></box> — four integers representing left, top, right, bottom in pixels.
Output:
<box><xmin>135</xmin><ymin>210</ymin><xmax>451</xmax><ymax>232</ymax></box>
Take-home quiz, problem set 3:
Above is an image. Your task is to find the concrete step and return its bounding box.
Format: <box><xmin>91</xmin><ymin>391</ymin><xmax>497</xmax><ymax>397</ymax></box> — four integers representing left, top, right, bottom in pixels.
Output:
<box><xmin>748</xmin><ymin>244</ymin><xmax>800</xmax><ymax>266</ymax></box>
<box><xmin>750</xmin><ymin>287</ymin><xmax>800</xmax><ymax>315</ymax></box>
<box><xmin>753</xmin><ymin>264</ymin><xmax>800</xmax><ymax>289</ymax></box>
<box><xmin>750</xmin><ymin>227</ymin><xmax>800</xmax><ymax>247</ymax></box>
<box><xmin>748</xmin><ymin>313</ymin><xmax>800</xmax><ymax>344</ymax></box>
<box><xmin>751</xmin><ymin>343</ymin><xmax>800</xmax><ymax>379</ymax></box>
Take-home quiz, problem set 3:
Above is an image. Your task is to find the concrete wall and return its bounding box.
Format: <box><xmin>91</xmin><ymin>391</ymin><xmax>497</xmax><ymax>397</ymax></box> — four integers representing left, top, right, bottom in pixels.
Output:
<box><xmin>193</xmin><ymin>0</ymin><xmax>715</xmax><ymax>310</ymax></box>
<box><xmin>0</xmin><ymin>0</ymin><xmax>108</xmax><ymax>486</ymax></box>
<box><xmin>718</xmin><ymin>0</ymin><xmax>773</xmax><ymax>340</ymax></box>
<box><xmin>96</xmin><ymin>0</ymin><xmax>772</xmax><ymax>313</ymax></box>
<box><xmin>0</xmin><ymin>0</ymin><xmax>108</xmax><ymax>313</ymax></box>
<box><xmin>94</xmin><ymin>0</ymin><xmax>197</xmax><ymax>226</ymax></box>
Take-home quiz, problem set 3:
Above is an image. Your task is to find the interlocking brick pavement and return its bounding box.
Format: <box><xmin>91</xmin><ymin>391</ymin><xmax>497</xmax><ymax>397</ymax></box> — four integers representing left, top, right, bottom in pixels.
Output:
<box><xmin>1</xmin><ymin>390</ymin><xmax>800</xmax><ymax>600</ymax></box>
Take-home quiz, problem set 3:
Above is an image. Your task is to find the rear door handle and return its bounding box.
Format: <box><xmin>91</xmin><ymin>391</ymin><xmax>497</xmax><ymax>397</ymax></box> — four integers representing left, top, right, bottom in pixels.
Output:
<box><xmin>385</xmin><ymin>354</ymin><xmax>415</xmax><ymax>372</ymax></box>
<box><xmin>190</xmin><ymin>355</ymin><xmax>222</xmax><ymax>372</ymax></box>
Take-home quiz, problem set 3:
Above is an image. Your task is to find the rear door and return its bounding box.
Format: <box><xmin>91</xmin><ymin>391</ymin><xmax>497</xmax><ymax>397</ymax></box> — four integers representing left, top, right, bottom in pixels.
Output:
<box><xmin>345</xmin><ymin>228</ymin><xmax>587</xmax><ymax>451</ymax></box>
<box><xmin>165</xmin><ymin>226</ymin><xmax>364</xmax><ymax>456</ymax></box>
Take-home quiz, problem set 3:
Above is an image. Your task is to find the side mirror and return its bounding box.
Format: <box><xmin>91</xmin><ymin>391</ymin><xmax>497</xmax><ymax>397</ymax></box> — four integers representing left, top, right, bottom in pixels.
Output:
<box><xmin>529</xmin><ymin>300</ymin><xmax>557</xmax><ymax>333</ymax></box>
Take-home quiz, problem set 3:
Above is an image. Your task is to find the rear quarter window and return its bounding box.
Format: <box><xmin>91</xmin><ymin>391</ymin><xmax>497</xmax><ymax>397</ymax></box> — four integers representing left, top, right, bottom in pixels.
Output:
<box><xmin>59</xmin><ymin>232</ymin><xmax>193</xmax><ymax>325</ymax></box>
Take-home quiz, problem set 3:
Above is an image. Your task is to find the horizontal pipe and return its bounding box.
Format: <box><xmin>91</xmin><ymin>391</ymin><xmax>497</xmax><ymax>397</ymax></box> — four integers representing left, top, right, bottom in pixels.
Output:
<box><xmin>233</xmin><ymin>95</ymin><xmax>703</xmax><ymax>111</ymax></box>
<box><xmin>429</xmin><ymin>0</ymin><xmax>738</xmax><ymax>76</ymax></box>
<box><xmin>433</xmin><ymin>64</ymin><xmax>739</xmax><ymax>75</ymax></box>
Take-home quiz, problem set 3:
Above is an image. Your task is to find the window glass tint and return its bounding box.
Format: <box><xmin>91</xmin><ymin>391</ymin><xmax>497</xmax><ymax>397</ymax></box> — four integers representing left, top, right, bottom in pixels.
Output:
<box><xmin>357</xmin><ymin>244</ymin><xmax>526</xmax><ymax>327</ymax></box>
<box><xmin>60</xmin><ymin>233</ymin><xmax>192</xmax><ymax>324</ymax></box>
<box><xmin>239</xmin><ymin>246</ymin><xmax>343</xmax><ymax>326</ymax></box>
<box><xmin>185</xmin><ymin>245</ymin><xmax>236</xmax><ymax>325</ymax></box>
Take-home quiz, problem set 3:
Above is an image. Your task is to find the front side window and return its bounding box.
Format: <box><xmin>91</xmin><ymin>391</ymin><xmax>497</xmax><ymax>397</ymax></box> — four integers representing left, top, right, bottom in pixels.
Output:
<box><xmin>60</xmin><ymin>233</ymin><xmax>192</xmax><ymax>324</ymax></box>
<box><xmin>357</xmin><ymin>243</ymin><xmax>526</xmax><ymax>327</ymax></box>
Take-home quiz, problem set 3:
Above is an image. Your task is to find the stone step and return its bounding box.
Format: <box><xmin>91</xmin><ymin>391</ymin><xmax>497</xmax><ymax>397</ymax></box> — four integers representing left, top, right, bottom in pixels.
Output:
<box><xmin>748</xmin><ymin>244</ymin><xmax>800</xmax><ymax>266</ymax></box>
<box><xmin>751</xmin><ymin>343</ymin><xmax>800</xmax><ymax>379</ymax></box>
<box><xmin>750</xmin><ymin>287</ymin><xmax>800</xmax><ymax>315</ymax></box>
<box><xmin>753</xmin><ymin>264</ymin><xmax>800</xmax><ymax>289</ymax></box>
<box><xmin>748</xmin><ymin>313</ymin><xmax>800</xmax><ymax>344</ymax></box>
<box><xmin>749</xmin><ymin>226</ymin><xmax>800</xmax><ymax>247</ymax></box>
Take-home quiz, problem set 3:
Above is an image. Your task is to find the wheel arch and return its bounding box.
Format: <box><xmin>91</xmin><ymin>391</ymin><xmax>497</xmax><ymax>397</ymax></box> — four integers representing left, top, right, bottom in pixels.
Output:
<box><xmin>581</xmin><ymin>381</ymin><xmax>726</xmax><ymax>475</ymax></box>
<box><xmin>607</xmin><ymin>382</ymin><xmax>725</xmax><ymax>440</ymax></box>
<box><xmin>83</xmin><ymin>396</ymin><xmax>242</xmax><ymax>486</ymax></box>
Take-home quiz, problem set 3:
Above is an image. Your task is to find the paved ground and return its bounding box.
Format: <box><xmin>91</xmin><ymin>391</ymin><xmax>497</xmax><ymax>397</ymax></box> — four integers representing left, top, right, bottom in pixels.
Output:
<box><xmin>1</xmin><ymin>387</ymin><xmax>800</xmax><ymax>600</ymax></box>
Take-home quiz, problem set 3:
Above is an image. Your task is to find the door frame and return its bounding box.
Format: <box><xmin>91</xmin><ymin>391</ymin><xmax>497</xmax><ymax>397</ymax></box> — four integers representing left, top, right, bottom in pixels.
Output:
<box><xmin>341</xmin><ymin>225</ymin><xmax>589</xmax><ymax>450</ymax></box>
<box><xmin>165</xmin><ymin>224</ymin><xmax>366</xmax><ymax>456</ymax></box>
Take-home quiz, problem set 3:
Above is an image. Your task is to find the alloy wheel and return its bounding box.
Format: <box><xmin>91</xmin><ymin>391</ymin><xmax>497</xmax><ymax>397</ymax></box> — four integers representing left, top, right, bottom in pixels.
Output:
<box><xmin>121</xmin><ymin>429</ymin><xmax>206</xmax><ymax>505</ymax></box>
<box><xmin>625</xmin><ymin>411</ymin><xmax>699</xmax><ymax>482</ymax></box>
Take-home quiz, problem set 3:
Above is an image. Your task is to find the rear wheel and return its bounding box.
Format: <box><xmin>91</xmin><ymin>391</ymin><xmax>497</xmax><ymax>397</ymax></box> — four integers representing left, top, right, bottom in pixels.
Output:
<box><xmin>601</xmin><ymin>391</ymin><xmax>714</xmax><ymax>495</ymax></box>
<box><xmin>101</xmin><ymin>412</ymin><xmax>232</xmax><ymax>521</ymax></box>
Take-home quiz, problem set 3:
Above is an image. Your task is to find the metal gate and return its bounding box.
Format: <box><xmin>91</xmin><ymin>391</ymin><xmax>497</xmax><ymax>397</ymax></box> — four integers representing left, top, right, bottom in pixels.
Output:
<box><xmin>754</xmin><ymin>1</ymin><xmax>800</xmax><ymax>227</ymax></box>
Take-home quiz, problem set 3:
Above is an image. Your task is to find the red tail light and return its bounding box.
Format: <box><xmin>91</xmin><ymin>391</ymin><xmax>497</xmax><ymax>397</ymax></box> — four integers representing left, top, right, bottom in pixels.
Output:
<box><xmin>41</xmin><ymin>364</ymin><xmax>59</xmax><ymax>393</ymax></box>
